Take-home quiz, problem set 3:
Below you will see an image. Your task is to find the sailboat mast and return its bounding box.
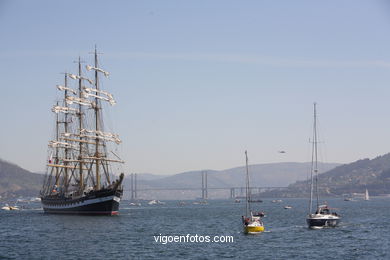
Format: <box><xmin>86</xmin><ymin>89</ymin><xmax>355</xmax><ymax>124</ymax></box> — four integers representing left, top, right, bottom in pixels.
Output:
<box><xmin>94</xmin><ymin>47</ymin><xmax>101</xmax><ymax>190</ymax></box>
<box><xmin>308</xmin><ymin>102</ymin><xmax>318</xmax><ymax>214</ymax></box>
<box><xmin>313</xmin><ymin>103</ymin><xmax>319</xmax><ymax>208</ymax></box>
<box><xmin>77</xmin><ymin>58</ymin><xmax>84</xmax><ymax>191</ymax></box>
<box><xmin>245</xmin><ymin>150</ymin><xmax>250</xmax><ymax>216</ymax></box>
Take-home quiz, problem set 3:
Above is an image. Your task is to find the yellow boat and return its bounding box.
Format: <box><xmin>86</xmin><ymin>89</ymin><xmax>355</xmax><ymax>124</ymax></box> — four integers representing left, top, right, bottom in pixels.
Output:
<box><xmin>244</xmin><ymin>224</ymin><xmax>265</xmax><ymax>234</ymax></box>
<box><xmin>242</xmin><ymin>151</ymin><xmax>265</xmax><ymax>234</ymax></box>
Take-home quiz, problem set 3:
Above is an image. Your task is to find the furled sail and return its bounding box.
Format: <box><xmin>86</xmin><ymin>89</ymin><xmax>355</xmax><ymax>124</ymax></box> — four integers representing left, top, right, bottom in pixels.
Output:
<box><xmin>68</xmin><ymin>73</ymin><xmax>94</xmax><ymax>84</ymax></box>
<box><xmin>80</xmin><ymin>128</ymin><xmax>121</xmax><ymax>144</ymax></box>
<box><xmin>86</xmin><ymin>65</ymin><xmax>110</xmax><ymax>77</ymax></box>
<box><xmin>48</xmin><ymin>140</ymin><xmax>78</xmax><ymax>150</ymax></box>
<box><xmin>56</xmin><ymin>85</ymin><xmax>77</xmax><ymax>95</ymax></box>
<box><xmin>83</xmin><ymin>87</ymin><xmax>116</xmax><ymax>105</ymax></box>
<box><xmin>52</xmin><ymin>105</ymin><xmax>79</xmax><ymax>114</ymax></box>
<box><xmin>66</xmin><ymin>96</ymin><xmax>94</xmax><ymax>107</ymax></box>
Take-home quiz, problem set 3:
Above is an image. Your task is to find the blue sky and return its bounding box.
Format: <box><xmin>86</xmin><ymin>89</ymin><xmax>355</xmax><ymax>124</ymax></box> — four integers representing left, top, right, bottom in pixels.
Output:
<box><xmin>1</xmin><ymin>0</ymin><xmax>390</xmax><ymax>174</ymax></box>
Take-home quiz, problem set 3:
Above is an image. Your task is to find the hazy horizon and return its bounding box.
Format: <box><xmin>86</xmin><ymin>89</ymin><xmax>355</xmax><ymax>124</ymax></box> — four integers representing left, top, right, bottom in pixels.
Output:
<box><xmin>1</xmin><ymin>156</ymin><xmax>343</xmax><ymax>177</ymax></box>
<box><xmin>1</xmin><ymin>1</ymin><xmax>390</xmax><ymax>174</ymax></box>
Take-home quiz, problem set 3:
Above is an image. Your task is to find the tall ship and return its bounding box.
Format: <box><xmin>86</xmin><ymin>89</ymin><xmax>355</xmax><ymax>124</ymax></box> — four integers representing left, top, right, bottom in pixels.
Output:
<box><xmin>40</xmin><ymin>48</ymin><xmax>125</xmax><ymax>215</ymax></box>
<box><xmin>306</xmin><ymin>103</ymin><xmax>340</xmax><ymax>228</ymax></box>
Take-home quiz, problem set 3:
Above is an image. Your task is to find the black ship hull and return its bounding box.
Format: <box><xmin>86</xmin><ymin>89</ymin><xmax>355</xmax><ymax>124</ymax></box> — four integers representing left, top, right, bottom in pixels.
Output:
<box><xmin>41</xmin><ymin>188</ymin><xmax>122</xmax><ymax>215</ymax></box>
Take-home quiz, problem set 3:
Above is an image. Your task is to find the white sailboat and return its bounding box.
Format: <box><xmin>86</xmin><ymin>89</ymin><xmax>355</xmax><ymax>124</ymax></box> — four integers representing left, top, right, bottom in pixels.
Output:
<box><xmin>306</xmin><ymin>103</ymin><xmax>341</xmax><ymax>229</ymax></box>
<box><xmin>364</xmin><ymin>189</ymin><xmax>370</xmax><ymax>201</ymax></box>
<box><xmin>242</xmin><ymin>151</ymin><xmax>265</xmax><ymax>234</ymax></box>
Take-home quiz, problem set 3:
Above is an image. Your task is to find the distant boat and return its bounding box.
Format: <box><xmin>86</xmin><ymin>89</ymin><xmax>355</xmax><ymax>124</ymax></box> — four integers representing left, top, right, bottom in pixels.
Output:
<box><xmin>129</xmin><ymin>202</ymin><xmax>141</xmax><ymax>206</ymax></box>
<box><xmin>242</xmin><ymin>151</ymin><xmax>265</xmax><ymax>234</ymax></box>
<box><xmin>284</xmin><ymin>206</ymin><xmax>292</xmax><ymax>209</ymax></box>
<box><xmin>148</xmin><ymin>200</ymin><xmax>165</xmax><ymax>205</ymax></box>
<box><xmin>234</xmin><ymin>199</ymin><xmax>241</xmax><ymax>203</ymax></box>
<box><xmin>1</xmin><ymin>204</ymin><xmax>19</xmax><ymax>211</ymax></box>
<box><xmin>248</xmin><ymin>199</ymin><xmax>263</xmax><ymax>203</ymax></box>
<box><xmin>344</xmin><ymin>197</ymin><xmax>353</xmax><ymax>201</ymax></box>
<box><xmin>364</xmin><ymin>189</ymin><xmax>370</xmax><ymax>201</ymax></box>
<box><xmin>193</xmin><ymin>200</ymin><xmax>208</xmax><ymax>205</ymax></box>
<box><xmin>306</xmin><ymin>103</ymin><xmax>341</xmax><ymax>229</ymax></box>
<box><xmin>272</xmin><ymin>199</ymin><xmax>282</xmax><ymax>203</ymax></box>
<box><xmin>30</xmin><ymin>197</ymin><xmax>41</xmax><ymax>202</ymax></box>
<box><xmin>16</xmin><ymin>198</ymin><xmax>30</xmax><ymax>203</ymax></box>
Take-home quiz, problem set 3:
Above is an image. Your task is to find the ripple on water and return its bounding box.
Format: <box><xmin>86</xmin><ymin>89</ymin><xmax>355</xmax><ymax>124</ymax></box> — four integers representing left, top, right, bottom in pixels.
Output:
<box><xmin>1</xmin><ymin>198</ymin><xmax>390</xmax><ymax>259</ymax></box>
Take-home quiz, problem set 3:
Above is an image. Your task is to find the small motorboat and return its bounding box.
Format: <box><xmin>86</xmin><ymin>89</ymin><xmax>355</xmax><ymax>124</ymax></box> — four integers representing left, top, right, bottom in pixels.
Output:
<box><xmin>193</xmin><ymin>200</ymin><xmax>208</xmax><ymax>205</ymax></box>
<box><xmin>148</xmin><ymin>200</ymin><xmax>165</xmax><ymax>205</ymax></box>
<box><xmin>1</xmin><ymin>204</ymin><xmax>20</xmax><ymax>211</ymax></box>
<box><xmin>248</xmin><ymin>199</ymin><xmax>263</xmax><ymax>203</ymax></box>
<box><xmin>30</xmin><ymin>197</ymin><xmax>41</xmax><ymax>202</ymax></box>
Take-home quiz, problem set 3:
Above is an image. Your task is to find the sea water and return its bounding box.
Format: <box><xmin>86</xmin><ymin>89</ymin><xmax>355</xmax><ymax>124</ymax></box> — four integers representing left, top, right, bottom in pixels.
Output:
<box><xmin>1</xmin><ymin>198</ymin><xmax>389</xmax><ymax>259</ymax></box>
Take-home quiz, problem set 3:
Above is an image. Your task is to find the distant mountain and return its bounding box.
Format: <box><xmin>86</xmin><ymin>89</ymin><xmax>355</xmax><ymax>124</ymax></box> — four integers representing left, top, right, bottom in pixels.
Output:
<box><xmin>269</xmin><ymin>153</ymin><xmax>390</xmax><ymax>197</ymax></box>
<box><xmin>0</xmin><ymin>157</ymin><xmax>344</xmax><ymax>200</ymax></box>
<box><xmin>134</xmin><ymin>173</ymin><xmax>166</xmax><ymax>181</ymax></box>
<box><xmin>0</xmin><ymin>159</ymin><xmax>43</xmax><ymax>199</ymax></box>
<box><xmin>124</xmin><ymin>162</ymin><xmax>340</xmax><ymax>199</ymax></box>
<box><xmin>4</xmin><ymin>152</ymin><xmax>390</xmax><ymax>200</ymax></box>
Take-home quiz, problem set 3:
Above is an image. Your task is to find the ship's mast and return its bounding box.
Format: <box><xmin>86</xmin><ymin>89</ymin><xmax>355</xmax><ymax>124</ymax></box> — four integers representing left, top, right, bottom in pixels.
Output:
<box><xmin>55</xmin><ymin>101</ymin><xmax>60</xmax><ymax>186</ymax></box>
<box><xmin>94</xmin><ymin>47</ymin><xmax>101</xmax><ymax>190</ymax></box>
<box><xmin>64</xmin><ymin>73</ymin><xmax>69</xmax><ymax>192</ymax></box>
<box><xmin>77</xmin><ymin>57</ymin><xmax>84</xmax><ymax>192</ymax></box>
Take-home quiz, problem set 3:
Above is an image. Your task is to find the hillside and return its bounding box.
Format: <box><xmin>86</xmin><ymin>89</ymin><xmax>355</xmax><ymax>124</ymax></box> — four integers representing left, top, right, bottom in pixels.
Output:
<box><xmin>0</xmin><ymin>159</ymin><xmax>43</xmax><ymax>199</ymax></box>
<box><xmin>5</xmin><ymin>156</ymin><xmax>374</xmax><ymax>200</ymax></box>
<box><xmin>268</xmin><ymin>153</ymin><xmax>390</xmax><ymax>197</ymax></box>
<box><xmin>0</xmin><ymin>157</ymin><xmax>340</xmax><ymax>200</ymax></box>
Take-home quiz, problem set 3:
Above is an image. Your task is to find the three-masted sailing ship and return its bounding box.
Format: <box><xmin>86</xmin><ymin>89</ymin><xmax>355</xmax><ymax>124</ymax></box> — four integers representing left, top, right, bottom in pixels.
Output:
<box><xmin>40</xmin><ymin>48</ymin><xmax>125</xmax><ymax>215</ymax></box>
<box><xmin>306</xmin><ymin>103</ymin><xmax>340</xmax><ymax>228</ymax></box>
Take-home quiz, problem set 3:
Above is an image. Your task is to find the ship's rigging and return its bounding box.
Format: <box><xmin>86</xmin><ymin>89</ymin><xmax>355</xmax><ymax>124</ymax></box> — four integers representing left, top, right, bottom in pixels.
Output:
<box><xmin>41</xmin><ymin>48</ymin><xmax>124</xmax><ymax>199</ymax></box>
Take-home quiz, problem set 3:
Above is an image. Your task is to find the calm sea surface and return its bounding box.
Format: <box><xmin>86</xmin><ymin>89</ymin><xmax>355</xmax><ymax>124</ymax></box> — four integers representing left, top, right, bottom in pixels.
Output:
<box><xmin>1</xmin><ymin>197</ymin><xmax>389</xmax><ymax>259</ymax></box>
